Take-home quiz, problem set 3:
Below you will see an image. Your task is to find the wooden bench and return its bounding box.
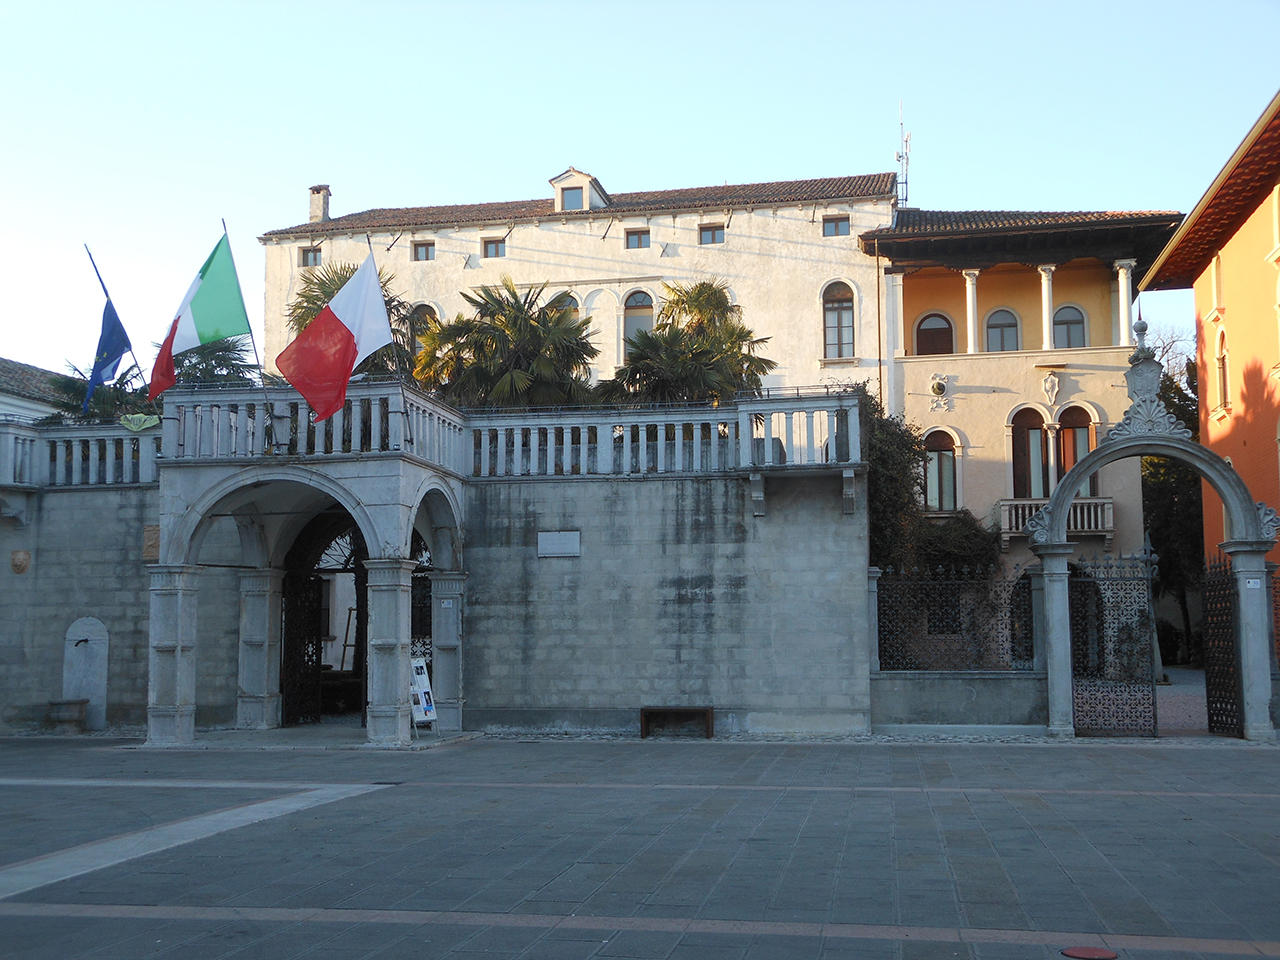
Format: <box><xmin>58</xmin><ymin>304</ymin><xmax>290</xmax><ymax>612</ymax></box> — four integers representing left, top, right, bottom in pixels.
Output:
<box><xmin>640</xmin><ymin>706</ymin><xmax>714</xmax><ymax>739</ymax></box>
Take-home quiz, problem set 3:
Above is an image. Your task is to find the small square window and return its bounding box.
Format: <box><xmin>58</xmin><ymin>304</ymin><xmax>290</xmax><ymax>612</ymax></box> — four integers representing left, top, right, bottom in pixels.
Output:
<box><xmin>412</xmin><ymin>241</ymin><xmax>435</xmax><ymax>262</ymax></box>
<box><xmin>699</xmin><ymin>224</ymin><xmax>724</xmax><ymax>245</ymax></box>
<box><xmin>561</xmin><ymin>187</ymin><xmax>583</xmax><ymax>211</ymax></box>
<box><xmin>483</xmin><ymin>238</ymin><xmax>506</xmax><ymax>259</ymax></box>
<box><xmin>299</xmin><ymin>246</ymin><xmax>321</xmax><ymax>267</ymax></box>
<box><xmin>626</xmin><ymin>229</ymin><xmax>650</xmax><ymax>250</ymax></box>
<box><xmin>823</xmin><ymin>217</ymin><xmax>850</xmax><ymax>237</ymax></box>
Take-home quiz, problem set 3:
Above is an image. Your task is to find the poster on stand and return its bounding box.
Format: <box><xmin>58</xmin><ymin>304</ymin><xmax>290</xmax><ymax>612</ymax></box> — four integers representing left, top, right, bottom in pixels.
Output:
<box><xmin>410</xmin><ymin>657</ymin><xmax>437</xmax><ymax>724</ymax></box>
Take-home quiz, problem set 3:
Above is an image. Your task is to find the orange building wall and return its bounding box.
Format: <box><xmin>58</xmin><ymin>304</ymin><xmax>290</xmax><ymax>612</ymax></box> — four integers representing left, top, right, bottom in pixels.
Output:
<box><xmin>1197</xmin><ymin>184</ymin><xmax>1280</xmax><ymax>557</ymax></box>
<box><xmin>901</xmin><ymin>260</ymin><xmax>1116</xmax><ymax>354</ymax></box>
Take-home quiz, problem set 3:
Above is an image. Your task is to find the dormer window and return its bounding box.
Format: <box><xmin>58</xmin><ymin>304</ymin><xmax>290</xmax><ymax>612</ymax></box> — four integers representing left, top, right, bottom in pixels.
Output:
<box><xmin>550</xmin><ymin>167</ymin><xmax>611</xmax><ymax>212</ymax></box>
<box><xmin>561</xmin><ymin>187</ymin><xmax>584</xmax><ymax>211</ymax></box>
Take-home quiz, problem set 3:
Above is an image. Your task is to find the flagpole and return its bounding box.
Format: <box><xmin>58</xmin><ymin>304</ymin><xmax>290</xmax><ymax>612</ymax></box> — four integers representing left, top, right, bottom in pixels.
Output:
<box><xmin>84</xmin><ymin>244</ymin><xmax>155</xmax><ymax>411</ymax></box>
<box><xmin>367</xmin><ymin>234</ymin><xmax>415</xmax><ymax>447</ymax></box>
<box><xmin>223</xmin><ymin>222</ymin><xmax>280</xmax><ymax>450</ymax></box>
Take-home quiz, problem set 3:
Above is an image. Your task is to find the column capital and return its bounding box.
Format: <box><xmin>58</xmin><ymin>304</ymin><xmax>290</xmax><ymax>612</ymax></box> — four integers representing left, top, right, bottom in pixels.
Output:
<box><xmin>362</xmin><ymin>557</ymin><xmax>418</xmax><ymax>587</ymax></box>
<box><xmin>147</xmin><ymin>564</ymin><xmax>199</xmax><ymax>589</ymax></box>
<box><xmin>427</xmin><ymin>570</ymin><xmax>468</xmax><ymax>594</ymax></box>
<box><xmin>961</xmin><ymin>268</ymin><xmax>981</xmax><ymax>282</ymax></box>
<box><xmin>238</xmin><ymin>567</ymin><xmax>284</xmax><ymax>591</ymax></box>
<box><xmin>1112</xmin><ymin>258</ymin><xmax>1137</xmax><ymax>273</ymax></box>
<box><xmin>1037</xmin><ymin>264</ymin><xmax>1057</xmax><ymax>278</ymax></box>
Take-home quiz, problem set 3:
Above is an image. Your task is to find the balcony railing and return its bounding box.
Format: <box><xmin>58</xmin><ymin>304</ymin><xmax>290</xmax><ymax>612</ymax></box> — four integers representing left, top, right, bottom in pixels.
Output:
<box><xmin>467</xmin><ymin>394</ymin><xmax>859</xmax><ymax>478</ymax></box>
<box><xmin>1</xmin><ymin>418</ymin><xmax>161</xmax><ymax>488</ymax></box>
<box><xmin>6</xmin><ymin>383</ymin><xmax>863</xmax><ymax>488</ymax></box>
<box><xmin>160</xmin><ymin>381</ymin><xmax>470</xmax><ymax>477</ymax></box>
<box><xmin>1001</xmin><ymin>496</ymin><xmax>1114</xmax><ymax>551</ymax></box>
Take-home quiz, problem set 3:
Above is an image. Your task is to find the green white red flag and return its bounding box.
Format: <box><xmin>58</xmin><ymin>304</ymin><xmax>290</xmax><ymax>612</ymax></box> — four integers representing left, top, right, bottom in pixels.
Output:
<box><xmin>149</xmin><ymin>234</ymin><xmax>251</xmax><ymax>400</ymax></box>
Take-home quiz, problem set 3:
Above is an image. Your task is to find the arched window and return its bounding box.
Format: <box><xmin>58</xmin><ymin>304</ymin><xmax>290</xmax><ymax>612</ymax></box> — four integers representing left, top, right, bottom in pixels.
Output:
<box><xmin>986</xmin><ymin>309</ymin><xmax>1019</xmax><ymax>352</ymax></box>
<box><xmin>563</xmin><ymin>294</ymin><xmax>580</xmax><ymax>322</ymax></box>
<box><xmin>916</xmin><ymin>314</ymin><xmax>954</xmax><ymax>355</ymax></box>
<box><xmin>1012</xmin><ymin>409</ymin><xmax>1049</xmax><ymax>499</ymax></box>
<box><xmin>1057</xmin><ymin>406</ymin><xmax>1097</xmax><ymax>497</ymax></box>
<box><xmin>1216</xmin><ymin>331</ymin><xmax>1229</xmax><ymax>409</ymax></box>
<box><xmin>1052</xmin><ymin>306</ymin><xmax>1086</xmax><ymax>348</ymax></box>
<box><xmin>624</xmin><ymin>291</ymin><xmax>654</xmax><ymax>343</ymax></box>
<box><xmin>408</xmin><ymin>303</ymin><xmax>437</xmax><ymax>338</ymax></box>
<box><xmin>924</xmin><ymin>431</ymin><xmax>957</xmax><ymax>511</ymax></box>
<box><xmin>823</xmin><ymin>282</ymin><xmax>855</xmax><ymax>358</ymax></box>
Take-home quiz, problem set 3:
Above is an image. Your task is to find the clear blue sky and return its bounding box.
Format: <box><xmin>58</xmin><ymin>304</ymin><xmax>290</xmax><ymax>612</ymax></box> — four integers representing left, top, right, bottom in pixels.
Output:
<box><xmin>2</xmin><ymin>0</ymin><xmax>1277</xmax><ymax>375</ymax></box>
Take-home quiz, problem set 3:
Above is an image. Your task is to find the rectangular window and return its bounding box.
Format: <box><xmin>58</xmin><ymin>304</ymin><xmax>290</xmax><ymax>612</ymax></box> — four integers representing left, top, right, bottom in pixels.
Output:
<box><xmin>561</xmin><ymin>187</ymin><xmax>583</xmax><ymax>211</ymax></box>
<box><xmin>299</xmin><ymin>247</ymin><xmax>321</xmax><ymax>267</ymax></box>
<box><xmin>412</xmin><ymin>241</ymin><xmax>435</xmax><ymax>262</ymax></box>
<box><xmin>699</xmin><ymin>224</ymin><xmax>724</xmax><ymax>245</ymax></box>
<box><xmin>626</xmin><ymin>229</ymin><xmax>650</xmax><ymax>249</ymax></box>
<box><xmin>823</xmin><ymin>216</ymin><xmax>850</xmax><ymax>237</ymax></box>
<box><xmin>926</xmin><ymin>450</ymin><xmax>956</xmax><ymax>511</ymax></box>
<box><xmin>483</xmin><ymin>238</ymin><xmax>506</xmax><ymax>259</ymax></box>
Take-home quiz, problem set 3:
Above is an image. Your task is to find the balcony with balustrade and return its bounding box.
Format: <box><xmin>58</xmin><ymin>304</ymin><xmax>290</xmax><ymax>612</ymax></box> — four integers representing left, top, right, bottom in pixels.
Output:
<box><xmin>1000</xmin><ymin>496</ymin><xmax>1115</xmax><ymax>552</ymax></box>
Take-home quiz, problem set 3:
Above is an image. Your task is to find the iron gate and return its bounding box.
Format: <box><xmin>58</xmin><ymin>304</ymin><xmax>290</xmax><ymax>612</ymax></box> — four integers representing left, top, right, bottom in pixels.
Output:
<box><xmin>877</xmin><ymin>566</ymin><xmax>1034</xmax><ymax>671</ymax></box>
<box><xmin>411</xmin><ymin>570</ymin><xmax>433</xmax><ymax>679</ymax></box>
<box><xmin>1069</xmin><ymin>554</ymin><xmax>1157</xmax><ymax>737</ymax></box>
<box><xmin>281</xmin><ymin>572</ymin><xmax>324</xmax><ymax>725</ymax></box>
<box><xmin>1202</xmin><ymin>556</ymin><xmax>1243</xmax><ymax>737</ymax></box>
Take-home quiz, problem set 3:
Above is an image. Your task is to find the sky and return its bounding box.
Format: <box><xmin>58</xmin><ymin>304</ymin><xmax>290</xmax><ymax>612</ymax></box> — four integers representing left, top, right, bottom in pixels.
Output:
<box><xmin>2</xmin><ymin>0</ymin><xmax>1277</xmax><ymax>376</ymax></box>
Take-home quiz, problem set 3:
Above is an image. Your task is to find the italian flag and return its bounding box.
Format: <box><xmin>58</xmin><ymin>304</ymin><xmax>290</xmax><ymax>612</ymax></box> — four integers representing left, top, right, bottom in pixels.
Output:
<box><xmin>149</xmin><ymin>234</ymin><xmax>252</xmax><ymax>400</ymax></box>
<box><xmin>275</xmin><ymin>253</ymin><xmax>392</xmax><ymax>421</ymax></box>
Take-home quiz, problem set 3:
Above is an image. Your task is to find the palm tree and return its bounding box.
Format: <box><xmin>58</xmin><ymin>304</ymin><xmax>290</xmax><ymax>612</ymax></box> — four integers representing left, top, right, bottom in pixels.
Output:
<box><xmin>413</xmin><ymin>276</ymin><xmax>598</xmax><ymax>408</ymax></box>
<box><xmin>655</xmin><ymin>278</ymin><xmax>742</xmax><ymax>332</ymax></box>
<box><xmin>600</xmin><ymin>278</ymin><xmax>776</xmax><ymax>404</ymax></box>
<box><xmin>285</xmin><ymin>261</ymin><xmax>419</xmax><ymax>378</ymax></box>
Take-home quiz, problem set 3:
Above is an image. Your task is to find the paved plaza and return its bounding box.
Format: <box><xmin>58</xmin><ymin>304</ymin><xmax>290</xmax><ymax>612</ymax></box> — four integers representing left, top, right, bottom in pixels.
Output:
<box><xmin>1</xmin><ymin>733</ymin><xmax>1279</xmax><ymax>960</ymax></box>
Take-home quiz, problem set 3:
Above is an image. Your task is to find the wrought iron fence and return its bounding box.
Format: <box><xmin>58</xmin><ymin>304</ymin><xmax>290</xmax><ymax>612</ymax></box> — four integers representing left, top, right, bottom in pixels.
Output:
<box><xmin>1068</xmin><ymin>553</ymin><xmax>1157</xmax><ymax>737</ymax></box>
<box><xmin>1203</xmin><ymin>555</ymin><xmax>1243</xmax><ymax>737</ymax></box>
<box><xmin>877</xmin><ymin>565</ymin><xmax>1034</xmax><ymax>671</ymax></box>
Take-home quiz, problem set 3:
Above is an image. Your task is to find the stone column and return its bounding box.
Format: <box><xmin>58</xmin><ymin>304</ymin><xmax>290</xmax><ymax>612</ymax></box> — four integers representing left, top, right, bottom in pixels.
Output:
<box><xmin>1038</xmin><ymin>265</ymin><xmax>1056</xmax><ymax>350</ymax></box>
<box><xmin>962</xmin><ymin>269</ymin><xmax>980</xmax><ymax>353</ymax></box>
<box><xmin>236</xmin><ymin>568</ymin><xmax>283</xmax><ymax>730</ymax></box>
<box><xmin>1114</xmin><ymin>259</ymin><xmax>1137</xmax><ymax>347</ymax></box>
<box><xmin>1045</xmin><ymin>424</ymin><xmax>1061</xmax><ymax>495</ymax></box>
<box><xmin>146</xmin><ymin>564</ymin><xmax>199</xmax><ymax>745</ymax></box>
<box><xmin>363</xmin><ymin>558</ymin><xmax>417</xmax><ymax>746</ymax></box>
<box><xmin>1029</xmin><ymin>542</ymin><xmax>1074</xmax><ymax>736</ymax></box>
<box><xmin>867</xmin><ymin>567</ymin><xmax>882</xmax><ymax>672</ymax></box>
<box><xmin>428</xmin><ymin>571</ymin><xmax>468</xmax><ymax>731</ymax></box>
<box><xmin>1222</xmin><ymin>541</ymin><xmax>1278</xmax><ymax>741</ymax></box>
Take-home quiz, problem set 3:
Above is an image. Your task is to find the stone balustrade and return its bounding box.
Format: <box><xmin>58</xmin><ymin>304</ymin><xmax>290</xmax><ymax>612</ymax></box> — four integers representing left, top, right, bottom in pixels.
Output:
<box><xmin>1001</xmin><ymin>496</ymin><xmax>1114</xmax><ymax>550</ymax></box>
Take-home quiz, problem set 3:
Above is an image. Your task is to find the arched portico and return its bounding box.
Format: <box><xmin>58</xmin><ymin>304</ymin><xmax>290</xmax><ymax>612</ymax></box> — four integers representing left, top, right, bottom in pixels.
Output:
<box><xmin>1028</xmin><ymin>326</ymin><xmax>1278</xmax><ymax>740</ymax></box>
<box><xmin>146</xmin><ymin>458</ymin><xmax>465</xmax><ymax>748</ymax></box>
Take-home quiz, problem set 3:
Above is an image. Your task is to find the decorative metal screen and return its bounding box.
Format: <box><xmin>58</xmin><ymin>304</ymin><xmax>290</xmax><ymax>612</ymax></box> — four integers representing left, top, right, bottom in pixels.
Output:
<box><xmin>282</xmin><ymin>573</ymin><xmax>324</xmax><ymax>725</ymax></box>
<box><xmin>1069</xmin><ymin>555</ymin><xmax>1157</xmax><ymax>737</ymax></box>
<box><xmin>411</xmin><ymin>571</ymin><xmax>433</xmax><ymax>674</ymax></box>
<box><xmin>1203</xmin><ymin>556</ymin><xmax>1243</xmax><ymax>737</ymax></box>
<box><xmin>877</xmin><ymin>566</ymin><xmax>1034</xmax><ymax>671</ymax></box>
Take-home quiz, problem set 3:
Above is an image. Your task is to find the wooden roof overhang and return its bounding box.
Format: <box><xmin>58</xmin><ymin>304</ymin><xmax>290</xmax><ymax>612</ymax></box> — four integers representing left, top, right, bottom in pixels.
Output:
<box><xmin>859</xmin><ymin>216</ymin><xmax>1183</xmax><ymax>274</ymax></box>
<box><xmin>1141</xmin><ymin>90</ymin><xmax>1280</xmax><ymax>291</ymax></box>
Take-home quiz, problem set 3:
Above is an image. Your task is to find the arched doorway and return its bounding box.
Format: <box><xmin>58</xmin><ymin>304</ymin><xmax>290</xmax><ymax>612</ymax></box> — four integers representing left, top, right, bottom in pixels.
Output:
<box><xmin>1028</xmin><ymin>327</ymin><xmax>1278</xmax><ymax>740</ymax></box>
<box><xmin>281</xmin><ymin>511</ymin><xmax>369</xmax><ymax>725</ymax></box>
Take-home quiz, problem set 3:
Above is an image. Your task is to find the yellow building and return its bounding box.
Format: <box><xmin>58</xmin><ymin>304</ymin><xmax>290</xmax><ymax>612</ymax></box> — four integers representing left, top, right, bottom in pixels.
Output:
<box><xmin>1141</xmin><ymin>89</ymin><xmax>1280</xmax><ymax>561</ymax></box>
<box><xmin>861</xmin><ymin>210</ymin><xmax>1181</xmax><ymax>559</ymax></box>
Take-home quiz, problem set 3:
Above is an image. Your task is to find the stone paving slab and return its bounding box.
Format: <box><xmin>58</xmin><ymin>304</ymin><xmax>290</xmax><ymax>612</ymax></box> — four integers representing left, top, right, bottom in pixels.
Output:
<box><xmin>0</xmin><ymin>737</ymin><xmax>1279</xmax><ymax>958</ymax></box>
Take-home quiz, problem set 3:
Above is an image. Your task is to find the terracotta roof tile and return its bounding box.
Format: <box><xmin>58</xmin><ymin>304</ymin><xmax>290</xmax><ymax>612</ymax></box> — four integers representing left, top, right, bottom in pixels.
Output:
<box><xmin>260</xmin><ymin>173</ymin><xmax>898</xmax><ymax>240</ymax></box>
<box><xmin>0</xmin><ymin>357</ymin><xmax>62</xmax><ymax>404</ymax></box>
<box><xmin>862</xmin><ymin>208</ymin><xmax>1184</xmax><ymax>239</ymax></box>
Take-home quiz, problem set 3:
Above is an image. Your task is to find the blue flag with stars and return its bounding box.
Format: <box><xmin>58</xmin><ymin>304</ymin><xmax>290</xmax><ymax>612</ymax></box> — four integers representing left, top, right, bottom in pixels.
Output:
<box><xmin>84</xmin><ymin>296</ymin><xmax>132</xmax><ymax>413</ymax></box>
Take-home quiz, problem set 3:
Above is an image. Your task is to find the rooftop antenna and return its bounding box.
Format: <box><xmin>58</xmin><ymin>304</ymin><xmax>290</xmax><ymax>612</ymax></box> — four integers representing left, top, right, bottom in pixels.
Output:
<box><xmin>895</xmin><ymin>101</ymin><xmax>911</xmax><ymax>206</ymax></box>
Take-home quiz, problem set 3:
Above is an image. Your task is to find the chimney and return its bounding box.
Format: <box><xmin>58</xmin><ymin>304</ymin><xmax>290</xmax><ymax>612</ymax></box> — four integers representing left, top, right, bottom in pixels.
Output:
<box><xmin>309</xmin><ymin>184</ymin><xmax>330</xmax><ymax>223</ymax></box>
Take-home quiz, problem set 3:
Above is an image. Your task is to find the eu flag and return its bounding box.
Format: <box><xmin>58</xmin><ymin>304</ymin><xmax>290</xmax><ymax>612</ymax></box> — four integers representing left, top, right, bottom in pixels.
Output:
<box><xmin>84</xmin><ymin>297</ymin><xmax>132</xmax><ymax>413</ymax></box>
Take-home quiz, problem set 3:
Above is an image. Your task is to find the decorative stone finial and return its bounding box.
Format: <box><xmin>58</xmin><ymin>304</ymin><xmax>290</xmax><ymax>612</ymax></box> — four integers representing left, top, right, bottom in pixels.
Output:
<box><xmin>1024</xmin><ymin>505</ymin><xmax>1052</xmax><ymax>543</ymax></box>
<box><xmin>1257</xmin><ymin>502</ymin><xmax>1280</xmax><ymax>541</ymax></box>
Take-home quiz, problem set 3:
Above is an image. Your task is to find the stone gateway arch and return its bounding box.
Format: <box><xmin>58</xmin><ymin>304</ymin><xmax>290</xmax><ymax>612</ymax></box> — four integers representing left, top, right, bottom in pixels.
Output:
<box><xmin>1028</xmin><ymin>322</ymin><xmax>1278</xmax><ymax>740</ymax></box>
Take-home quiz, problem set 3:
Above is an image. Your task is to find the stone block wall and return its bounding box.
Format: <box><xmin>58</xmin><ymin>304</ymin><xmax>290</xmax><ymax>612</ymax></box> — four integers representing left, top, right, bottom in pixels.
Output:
<box><xmin>0</xmin><ymin>486</ymin><xmax>241</xmax><ymax>728</ymax></box>
<box><xmin>462</xmin><ymin>472</ymin><xmax>871</xmax><ymax>735</ymax></box>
